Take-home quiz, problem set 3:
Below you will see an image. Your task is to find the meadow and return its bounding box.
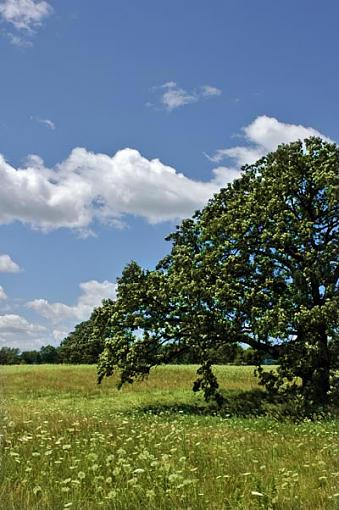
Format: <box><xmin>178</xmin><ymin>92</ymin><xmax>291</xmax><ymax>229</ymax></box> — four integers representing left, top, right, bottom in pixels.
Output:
<box><xmin>0</xmin><ymin>364</ymin><xmax>338</xmax><ymax>510</ymax></box>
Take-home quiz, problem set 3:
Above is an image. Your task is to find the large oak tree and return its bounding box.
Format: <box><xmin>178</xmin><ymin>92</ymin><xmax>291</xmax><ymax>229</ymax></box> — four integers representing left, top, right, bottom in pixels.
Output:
<box><xmin>97</xmin><ymin>138</ymin><xmax>338</xmax><ymax>407</ymax></box>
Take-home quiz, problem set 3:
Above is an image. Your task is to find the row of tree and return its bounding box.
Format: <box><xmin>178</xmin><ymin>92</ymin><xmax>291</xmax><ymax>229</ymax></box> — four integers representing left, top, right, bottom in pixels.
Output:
<box><xmin>0</xmin><ymin>330</ymin><xmax>272</xmax><ymax>365</ymax></box>
<box><xmin>0</xmin><ymin>345</ymin><xmax>59</xmax><ymax>365</ymax></box>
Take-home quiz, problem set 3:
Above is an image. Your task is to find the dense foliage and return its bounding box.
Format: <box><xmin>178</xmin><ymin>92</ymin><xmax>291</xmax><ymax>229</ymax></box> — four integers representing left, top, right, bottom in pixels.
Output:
<box><xmin>97</xmin><ymin>138</ymin><xmax>338</xmax><ymax>409</ymax></box>
<box><xmin>58</xmin><ymin>317</ymin><xmax>104</xmax><ymax>364</ymax></box>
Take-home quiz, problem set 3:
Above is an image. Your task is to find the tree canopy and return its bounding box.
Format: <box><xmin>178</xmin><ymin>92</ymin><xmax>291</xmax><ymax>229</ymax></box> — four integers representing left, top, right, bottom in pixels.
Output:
<box><xmin>97</xmin><ymin>138</ymin><xmax>338</xmax><ymax>409</ymax></box>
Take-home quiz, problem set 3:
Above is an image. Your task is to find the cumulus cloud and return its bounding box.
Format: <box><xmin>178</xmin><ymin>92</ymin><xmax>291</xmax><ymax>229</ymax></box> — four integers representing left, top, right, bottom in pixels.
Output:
<box><xmin>209</xmin><ymin>115</ymin><xmax>332</xmax><ymax>165</ymax></box>
<box><xmin>0</xmin><ymin>0</ymin><xmax>53</xmax><ymax>46</ymax></box>
<box><xmin>0</xmin><ymin>313</ymin><xmax>47</xmax><ymax>349</ymax></box>
<box><xmin>21</xmin><ymin>279</ymin><xmax>117</xmax><ymax>346</ymax></box>
<box><xmin>0</xmin><ymin>0</ymin><xmax>52</xmax><ymax>30</ymax></box>
<box><xmin>0</xmin><ymin>286</ymin><xmax>7</xmax><ymax>300</ymax></box>
<box><xmin>27</xmin><ymin>279</ymin><xmax>116</xmax><ymax>325</ymax></box>
<box><xmin>0</xmin><ymin>148</ymin><xmax>223</xmax><ymax>233</ymax></box>
<box><xmin>0</xmin><ymin>254</ymin><xmax>21</xmax><ymax>272</ymax></box>
<box><xmin>153</xmin><ymin>82</ymin><xmax>222</xmax><ymax>111</ymax></box>
<box><xmin>0</xmin><ymin>116</ymin><xmax>331</xmax><ymax>234</ymax></box>
<box><xmin>0</xmin><ymin>279</ymin><xmax>116</xmax><ymax>348</ymax></box>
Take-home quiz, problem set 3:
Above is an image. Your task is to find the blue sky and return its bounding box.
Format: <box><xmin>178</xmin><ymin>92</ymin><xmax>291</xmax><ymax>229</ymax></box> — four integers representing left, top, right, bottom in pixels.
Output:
<box><xmin>0</xmin><ymin>0</ymin><xmax>337</xmax><ymax>350</ymax></box>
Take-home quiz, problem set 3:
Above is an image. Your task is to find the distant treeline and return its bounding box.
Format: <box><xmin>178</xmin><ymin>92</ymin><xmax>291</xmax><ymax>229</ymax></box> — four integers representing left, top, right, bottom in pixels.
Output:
<box><xmin>0</xmin><ymin>317</ymin><xmax>276</xmax><ymax>365</ymax></box>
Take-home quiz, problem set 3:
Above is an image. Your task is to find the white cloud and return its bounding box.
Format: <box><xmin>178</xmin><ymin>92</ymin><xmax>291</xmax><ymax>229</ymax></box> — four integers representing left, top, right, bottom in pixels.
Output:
<box><xmin>209</xmin><ymin>115</ymin><xmax>332</xmax><ymax>165</ymax></box>
<box><xmin>23</xmin><ymin>279</ymin><xmax>116</xmax><ymax>346</ymax></box>
<box><xmin>0</xmin><ymin>148</ymin><xmax>222</xmax><ymax>233</ymax></box>
<box><xmin>0</xmin><ymin>286</ymin><xmax>7</xmax><ymax>300</ymax></box>
<box><xmin>52</xmin><ymin>329</ymin><xmax>68</xmax><ymax>342</ymax></box>
<box><xmin>0</xmin><ymin>313</ymin><xmax>47</xmax><ymax>349</ymax></box>
<box><xmin>0</xmin><ymin>0</ymin><xmax>52</xmax><ymax>31</ymax></box>
<box><xmin>0</xmin><ymin>313</ymin><xmax>45</xmax><ymax>333</ymax></box>
<box><xmin>27</xmin><ymin>279</ymin><xmax>116</xmax><ymax>325</ymax></box>
<box><xmin>0</xmin><ymin>0</ymin><xmax>52</xmax><ymax>46</ymax></box>
<box><xmin>0</xmin><ymin>279</ymin><xmax>116</xmax><ymax>349</ymax></box>
<box><xmin>200</xmin><ymin>85</ymin><xmax>222</xmax><ymax>97</ymax></box>
<box><xmin>154</xmin><ymin>82</ymin><xmax>222</xmax><ymax>111</ymax></box>
<box><xmin>0</xmin><ymin>254</ymin><xmax>21</xmax><ymax>272</ymax></box>
<box><xmin>0</xmin><ymin>116</ymin><xmax>331</xmax><ymax>234</ymax></box>
<box><xmin>160</xmin><ymin>82</ymin><xmax>197</xmax><ymax>111</ymax></box>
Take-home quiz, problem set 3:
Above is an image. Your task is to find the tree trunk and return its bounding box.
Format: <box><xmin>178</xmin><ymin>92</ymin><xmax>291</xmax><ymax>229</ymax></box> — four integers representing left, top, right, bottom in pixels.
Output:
<box><xmin>303</xmin><ymin>326</ymin><xmax>330</xmax><ymax>406</ymax></box>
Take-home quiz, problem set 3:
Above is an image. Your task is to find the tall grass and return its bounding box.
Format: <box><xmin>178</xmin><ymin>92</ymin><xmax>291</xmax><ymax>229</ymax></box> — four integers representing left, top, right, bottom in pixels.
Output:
<box><xmin>0</xmin><ymin>365</ymin><xmax>338</xmax><ymax>509</ymax></box>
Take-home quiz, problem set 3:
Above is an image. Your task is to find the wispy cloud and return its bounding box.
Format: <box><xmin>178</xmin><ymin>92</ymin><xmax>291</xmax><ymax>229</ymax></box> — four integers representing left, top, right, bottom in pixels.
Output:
<box><xmin>160</xmin><ymin>82</ymin><xmax>197</xmax><ymax>111</ymax></box>
<box><xmin>31</xmin><ymin>116</ymin><xmax>56</xmax><ymax>130</ymax></box>
<box><xmin>151</xmin><ymin>82</ymin><xmax>222</xmax><ymax>111</ymax></box>
<box><xmin>5</xmin><ymin>31</ymin><xmax>32</xmax><ymax>46</ymax></box>
<box><xmin>200</xmin><ymin>85</ymin><xmax>222</xmax><ymax>97</ymax></box>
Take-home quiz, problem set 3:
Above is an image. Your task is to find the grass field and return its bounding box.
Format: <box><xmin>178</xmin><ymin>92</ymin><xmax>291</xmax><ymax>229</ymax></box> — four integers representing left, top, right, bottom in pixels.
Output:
<box><xmin>0</xmin><ymin>364</ymin><xmax>338</xmax><ymax>509</ymax></box>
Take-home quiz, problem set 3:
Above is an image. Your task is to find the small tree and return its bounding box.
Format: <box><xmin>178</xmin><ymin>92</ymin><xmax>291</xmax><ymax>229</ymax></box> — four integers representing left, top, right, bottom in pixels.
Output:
<box><xmin>40</xmin><ymin>345</ymin><xmax>59</xmax><ymax>364</ymax></box>
<box><xmin>20</xmin><ymin>350</ymin><xmax>41</xmax><ymax>364</ymax></box>
<box><xmin>0</xmin><ymin>347</ymin><xmax>20</xmax><ymax>364</ymax></box>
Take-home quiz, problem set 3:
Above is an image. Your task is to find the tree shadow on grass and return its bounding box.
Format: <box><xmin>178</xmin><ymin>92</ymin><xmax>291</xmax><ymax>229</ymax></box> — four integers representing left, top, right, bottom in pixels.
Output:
<box><xmin>136</xmin><ymin>389</ymin><xmax>274</xmax><ymax>418</ymax></box>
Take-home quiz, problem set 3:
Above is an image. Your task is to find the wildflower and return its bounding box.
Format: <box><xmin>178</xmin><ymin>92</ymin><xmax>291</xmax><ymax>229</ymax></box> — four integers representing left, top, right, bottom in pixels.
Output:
<box><xmin>33</xmin><ymin>486</ymin><xmax>42</xmax><ymax>495</ymax></box>
<box><xmin>87</xmin><ymin>452</ymin><xmax>98</xmax><ymax>461</ymax></box>
<box><xmin>146</xmin><ymin>489</ymin><xmax>155</xmax><ymax>498</ymax></box>
<box><xmin>106</xmin><ymin>490</ymin><xmax>117</xmax><ymax>499</ymax></box>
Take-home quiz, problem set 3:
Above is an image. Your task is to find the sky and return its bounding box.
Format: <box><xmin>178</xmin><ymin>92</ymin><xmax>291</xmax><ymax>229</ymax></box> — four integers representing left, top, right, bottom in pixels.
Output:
<box><xmin>0</xmin><ymin>0</ymin><xmax>338</xmax><ymax>350</ymax></box>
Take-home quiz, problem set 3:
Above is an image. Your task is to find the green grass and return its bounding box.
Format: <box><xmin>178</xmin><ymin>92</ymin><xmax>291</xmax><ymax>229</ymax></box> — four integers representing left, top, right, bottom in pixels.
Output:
<box><xmin>0</xmin><ymin>364</ymin><xmax>338</xmax><ymax>509</ymax></box>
